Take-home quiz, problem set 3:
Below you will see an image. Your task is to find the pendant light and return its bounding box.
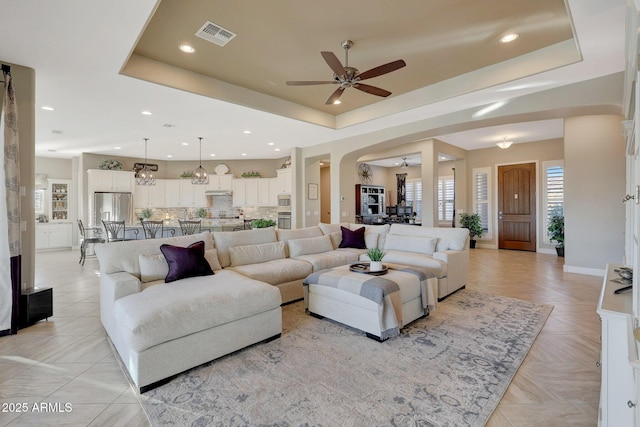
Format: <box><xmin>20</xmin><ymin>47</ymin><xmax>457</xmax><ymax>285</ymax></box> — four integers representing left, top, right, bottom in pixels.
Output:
<box><xmin>192</xmin><ymin>137</ymin><xmax>209</xmax><ymax>185</ymax></box>
<box><xmin>400</xmin><ymin>157</ymin><xmax>409</xmax><ymax>169</ymax></box>
<box><xmin>136</xmin><ymin>138</ymin><xmax>155</xmax><ymax>186</ymax></box>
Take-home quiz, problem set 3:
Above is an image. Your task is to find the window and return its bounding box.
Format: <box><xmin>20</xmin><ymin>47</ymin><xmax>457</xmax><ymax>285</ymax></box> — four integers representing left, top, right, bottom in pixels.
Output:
<box><xmin>406</xmin><ymin>179</ymin><xmax>422</xmax><ymax>219</ymax></box>
<box><xmin>543</xmin><ymin>160</ymin><xmax>564</xmax><ymax>244</ymax></box>
<box><xmin>438</xmin><ymin>175</ymin><xmax>454</xmax><ymax>223</ymax></box>
<box><xmin>472</xmin><ymin>167</ymin><xmax>491</xmax><ymax>239</ymax></box>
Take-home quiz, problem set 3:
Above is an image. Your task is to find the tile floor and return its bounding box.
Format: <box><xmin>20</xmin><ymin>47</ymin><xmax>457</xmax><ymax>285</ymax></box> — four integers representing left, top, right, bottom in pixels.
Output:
<box><xmin>0</xmin><ymin>247</ymin><xmax>602</xmax><ymax>426</ymax></box>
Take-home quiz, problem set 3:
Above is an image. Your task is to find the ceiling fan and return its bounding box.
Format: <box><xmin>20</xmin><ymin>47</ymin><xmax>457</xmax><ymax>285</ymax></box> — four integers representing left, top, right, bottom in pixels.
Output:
<box><xmin>286</xmin><ymin>40</ymin><xmax>406</xmax><ymax>105</ymax></box>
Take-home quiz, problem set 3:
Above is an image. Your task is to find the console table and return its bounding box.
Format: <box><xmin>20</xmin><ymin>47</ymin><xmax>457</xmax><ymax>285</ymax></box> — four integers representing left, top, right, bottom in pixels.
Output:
<box><xmin>597</xmin><ymin>264</ymin><xmax>636</xmax><ymax>426</ymax></box>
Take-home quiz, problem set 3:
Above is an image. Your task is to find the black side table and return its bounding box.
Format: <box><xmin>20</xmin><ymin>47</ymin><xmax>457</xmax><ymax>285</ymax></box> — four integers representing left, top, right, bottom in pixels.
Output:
<box><xmin>19</xmin><ymin>287</ymin><xmax>53</xmax><ymax>328</ymax></box>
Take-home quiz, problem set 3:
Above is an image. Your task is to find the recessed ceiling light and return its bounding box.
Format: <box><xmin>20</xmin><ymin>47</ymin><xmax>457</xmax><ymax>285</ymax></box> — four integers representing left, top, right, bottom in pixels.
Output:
<box><xmin>500</xmin><ymin>33</ymin><xmax>519</xmax><ymax>43</ymax></box>
<box><xmin>319</xmin><ymin>162</ymin><xmax>324</xmax><ymax>166</ymax></box>
<box><xmin>209</xmin><ymin>153</ymin><xmax>216</xmax><ymax>157</ymax></box>
<box><xmin>333</xmin><ymin>100</ymin><xmax>341</xmax><ymax>105</ymax></box>
<box><xmin>243</xmin><ymin>130</ymin><xmax>251</xmax><ymax>134</ymax></box>
<box><xmin>241</xmin><ymin>153</ymin><xmax>247</xmax><ymax>156</ymax></box>
<box><xmin>393</xmin><ymin>162</ymin><xmax>400</xmax><ymax>166</ymax></box>
<box><xmin>179</xmin><ymin>44</ymin><xmax>196</xmax><ymax>53</ymax></box>
<box><xmin>114</xmin><ymin>146</ymin><xmax>121</xmax><ymax>150</ymax></box>
<box><xmin>181</xmin><ymin>142</ymin><xmax>189</xmax><ymax>146</ymax></box>
<box><xmin>141</xmin><ymin>110</ymin><xmax>152</xmax><ymax>116</ymax></box>
<box><xmin>267</xmin><ymin>142</ymin><xmax>275</xmax><ymax>146</ymax></box>
<box><xmin>274</xmin><ymin>148</ymin><xmax>281</xmax><ymax>152</ymax></box>
<box><xmin>166</xmin><ymin>154</ymin><xmax>173</xmax><ymax>158</ymax></box>
<box><xmin>41</xmin><ymin>106</ymin><xmax>54</xmax><ymax>111</ymax></box>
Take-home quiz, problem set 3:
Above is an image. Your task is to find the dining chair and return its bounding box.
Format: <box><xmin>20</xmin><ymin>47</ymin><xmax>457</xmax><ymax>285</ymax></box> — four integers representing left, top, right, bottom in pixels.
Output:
<box><xmin>102</xmin><ymin>220</ymin><xmax>139</xmax><ymax>242</ymax></box>
<box><xmin>77</xmin><ymin>220</ymin><xmax>105</xmax><ymax>265</ymax></box>
<box><xmin>178</xmin><ymin>219</ymin><xmax>201</xmax><ymax>236</ymax></box>
<box><xmin>141</xmin><ymin>220</ymin><xmax>175</xmax><ymax>239</ymax></box>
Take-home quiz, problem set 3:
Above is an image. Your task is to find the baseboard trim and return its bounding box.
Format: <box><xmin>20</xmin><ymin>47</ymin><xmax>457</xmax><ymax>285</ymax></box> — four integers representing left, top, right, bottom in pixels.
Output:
<box><xmin>563</xmin><ymin>265</ymin><xmax>605</xmax><ymax>277</ymax></box>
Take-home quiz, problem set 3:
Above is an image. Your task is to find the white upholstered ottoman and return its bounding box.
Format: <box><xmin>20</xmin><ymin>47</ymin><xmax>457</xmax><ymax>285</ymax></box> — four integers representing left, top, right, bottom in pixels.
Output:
<box><xmin>303</xmin><ymin>263</ymin><xmax>437</xmax><ymax>341</ymax></box>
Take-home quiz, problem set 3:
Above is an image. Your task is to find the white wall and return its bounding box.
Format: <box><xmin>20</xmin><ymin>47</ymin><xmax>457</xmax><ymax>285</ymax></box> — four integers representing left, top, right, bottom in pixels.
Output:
<box><xmin>564</xmin><ymin>115</ymin><xmax>626</xmax><ymax>275</ymax></box>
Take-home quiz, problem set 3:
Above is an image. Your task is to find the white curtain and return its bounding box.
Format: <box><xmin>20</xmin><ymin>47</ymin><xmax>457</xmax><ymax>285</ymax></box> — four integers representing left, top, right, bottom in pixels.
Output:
<box><xmin>0</xmin><ymin>67</ymin><xmax>20</xmax><ymax>334</ymax></box>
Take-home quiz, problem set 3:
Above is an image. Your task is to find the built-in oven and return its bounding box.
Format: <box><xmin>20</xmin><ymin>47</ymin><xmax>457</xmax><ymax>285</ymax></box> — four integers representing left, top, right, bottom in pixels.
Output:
<box><xmin>277</xmin><ymin>195</ymin><xmax>291</xmax><ymax>229</ymax></box>
<box><xmin>277</xmin><ymin>211</ymin><xmax>291</xmax><ymax>229</ymax></box>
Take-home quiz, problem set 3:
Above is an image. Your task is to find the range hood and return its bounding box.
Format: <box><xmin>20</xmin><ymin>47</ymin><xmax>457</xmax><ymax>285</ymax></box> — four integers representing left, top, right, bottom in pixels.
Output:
<box><xmin>205</xmin><ymin>190</ymin><xmax>232</xmax><ymax>196</ymax></box>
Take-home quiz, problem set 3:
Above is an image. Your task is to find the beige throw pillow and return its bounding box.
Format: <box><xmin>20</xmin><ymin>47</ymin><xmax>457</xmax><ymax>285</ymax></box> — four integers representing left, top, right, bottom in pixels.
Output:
<box><xmin>288</xmin><ymin>235</ymin><xmax>334</xmax><ymax>258</ymax></box>
<box><xmin>229</xmin><ymin>241</ymin><xmax>286</xmax><ymax>266</ymax></box>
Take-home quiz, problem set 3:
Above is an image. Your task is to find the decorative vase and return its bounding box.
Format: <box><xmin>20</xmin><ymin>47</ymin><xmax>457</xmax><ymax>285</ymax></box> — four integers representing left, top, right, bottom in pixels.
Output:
<box><xmin>370</xmin><ymin>261</ymin><xmax>383</xmax><ymax>272</ymax></box>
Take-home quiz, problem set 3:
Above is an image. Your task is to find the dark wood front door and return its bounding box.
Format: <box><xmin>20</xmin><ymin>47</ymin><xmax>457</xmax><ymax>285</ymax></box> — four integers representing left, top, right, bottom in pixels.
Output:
<box><xmin>498</xmin><ymin>163</ymin><xmax>536</xmax><ymax>251</ymax></box>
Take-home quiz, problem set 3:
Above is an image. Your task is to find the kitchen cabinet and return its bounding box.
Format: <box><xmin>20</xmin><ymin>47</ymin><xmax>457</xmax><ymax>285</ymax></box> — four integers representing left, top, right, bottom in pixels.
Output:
<box><xmin>179</xmin><ymin>179</ymin><xmax>206</xmax><ymax>207</ymax></box>
<box><xmin>232</xmin><ymin>179</ymin><xmax>246</xmax><ymax>207</ymax></box>
<box><xmin>36</xmin><ymin>223</ymin><xmax>72</xmax><ymax>249</ymax></box>
<box><xmin>259</xmin><ymin>178</ymin><xmax>277</xmax><ymax>206</ymax></box>
<box><xmin>206</xmin><ymin>174</ymin><xmax>233</xmax><ymax>191</ymax></box>
<box><xmin>48</xmin><ymin>179</ymin><xmax>71</xmax><ymax>221</ymax></box>
<box><xmin>232</xmin><ymin>178</ymin><xmax>277</xmax><ymax>206</ymax></box>
<box><xmin>244</xmin><ymin>179</ymin><xmax>259</xmax><ymax>206</ymax></box>
<box><xmin>276</xmin><ymin>168</ymin><xmax>292</xmax><ymax>194</ymax></box>
<box><xmin>164</xmin><ymin>180</ymin><xmax>180</xmax><ymax>207</ymax></box>
<box><xmin>134</xmin><ymin>179</ymin><xmax>166</xmax><ymax>208</ymax></box>
<box><xmin>87</xmin><ymin>169</ymin><xmax>134</xmax><ymax>192</ymax></box>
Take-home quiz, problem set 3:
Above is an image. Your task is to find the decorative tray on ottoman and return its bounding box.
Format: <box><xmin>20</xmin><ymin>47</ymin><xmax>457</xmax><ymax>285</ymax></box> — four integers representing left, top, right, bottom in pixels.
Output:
<box><xmin>349</xmin><ymin>262</ymin><xmax>388</xmax><ymax>276</ymax></box>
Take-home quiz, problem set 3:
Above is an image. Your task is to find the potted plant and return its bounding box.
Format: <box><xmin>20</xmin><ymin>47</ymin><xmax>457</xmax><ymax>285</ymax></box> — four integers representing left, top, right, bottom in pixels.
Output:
<box><xmin>196</xmin><ymin>208</ymin><xmax>208</xmax><ymax>219</ymax></box>
<box><xmin>548</xmin><ymin>214</ymin><xmax>564</xmax><ymax>257</ymax></box>
<box><xmin>99</xmin><ymin>159</ymin><xmax>123</xmax><ymax>170</ymax></box>
<box><xmin>251</xmin><ymin>218</ymin><xmax>276</xmax><ymax>229</ymax></box>
<box><xmin>367</xmin><ymin>247</ymin><xmax>385</xmax><ymax>272</ymax></box>
<box><xmin>140</xmin><ymin>208</ymin><xmax>153</xmax><ymax>220</ymax></box>
<box><xmin>460</xmin><ymin>212</ymin><xmax>483</xmax><ymax>248</ymax></box>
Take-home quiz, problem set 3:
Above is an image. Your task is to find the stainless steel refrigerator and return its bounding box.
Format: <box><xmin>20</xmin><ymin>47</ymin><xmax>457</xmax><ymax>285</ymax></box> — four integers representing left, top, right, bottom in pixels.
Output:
<box><xmin>94</xmin><ymin>192</ymin><xmax>133</xmax><ymax>225</ymax></box>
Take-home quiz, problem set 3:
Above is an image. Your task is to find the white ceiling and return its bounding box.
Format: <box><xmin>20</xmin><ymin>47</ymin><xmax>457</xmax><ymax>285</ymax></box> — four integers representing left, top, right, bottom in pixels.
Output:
<box><xmin>0</xmin><ymin>0</ymin><xmax>626</xmax><ymax>164</ymax></box>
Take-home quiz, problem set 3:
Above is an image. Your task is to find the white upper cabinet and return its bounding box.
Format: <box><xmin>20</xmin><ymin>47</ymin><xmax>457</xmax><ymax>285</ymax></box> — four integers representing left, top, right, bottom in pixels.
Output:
<box><xmin>87</xmin><ymin>169</ymin><xmax>134</xmax><ymax>192</ymax></box>
<box><xmin>206</xmin><ymin>174</ymin><xmax>233</xmax><ymax>191</ymax></box>
<box><xmin>134</xmin><ymin>179</ymin><xmax>166</xmax><ymax>208</ymax></box>
<box><xmin>179</xmin><ymin>180</ymin><xmax>206</xmax><ymax>207</ymax></box>
<box><xmin>276</xmin><ymin>168</ymin><xmax>292</xmax><ymax>194</ymax></box>
<box><xmin>232</xmin><ymin>178</ymin><xmax>277</xmax><ymax>206</ymax></box>
<box><xmin>164</xmin><ymin>180</ymin><xmax>181</xmax><ymax>207</ymax></box>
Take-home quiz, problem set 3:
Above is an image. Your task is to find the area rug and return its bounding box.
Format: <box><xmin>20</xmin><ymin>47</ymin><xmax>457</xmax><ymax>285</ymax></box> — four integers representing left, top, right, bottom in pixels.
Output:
<box><xmin>138</xmin><ymin>290</ymin><xmax>552</xmax><ymax>426</ymax></box>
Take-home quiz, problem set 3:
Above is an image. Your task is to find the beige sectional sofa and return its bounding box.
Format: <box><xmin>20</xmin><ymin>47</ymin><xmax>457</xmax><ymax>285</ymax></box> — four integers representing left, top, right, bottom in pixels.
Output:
<box><xmin>95</xmin><ymin>223</ymin><xmax>469</xmax><ymax>391</ymax></box>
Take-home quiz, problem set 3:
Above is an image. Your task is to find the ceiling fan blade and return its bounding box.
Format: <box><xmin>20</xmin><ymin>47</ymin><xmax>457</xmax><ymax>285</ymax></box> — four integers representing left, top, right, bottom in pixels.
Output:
<box><xmin>286</xmin><ymin>81</ymin><xmax>336</xmax><ymax>86</ymax></box>
<box><xmin>356</xmin><ymin>59</ymin><xmax>406</xmax><ymax>81</ymax></box>
<box><xmin>325</xmin><ymin>87</ymin><xmax>345</xmax><ymax>105</ymax></box>
<box><xmin>354</xmin><ymin>83</ymin><xmax>392</xmax><ymax>97</ymax></box>
<box><xmin>321</xmin><ymin>51</ymin><xmax>346</xmax><ymax>76</ymax></box>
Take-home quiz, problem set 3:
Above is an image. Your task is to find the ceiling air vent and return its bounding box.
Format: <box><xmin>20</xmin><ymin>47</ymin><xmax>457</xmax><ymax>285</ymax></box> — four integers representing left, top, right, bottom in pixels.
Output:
<box><xmin>195</xmin><ymin>21</ymin><xmax>236</xmax><ymax>47</ymax></box>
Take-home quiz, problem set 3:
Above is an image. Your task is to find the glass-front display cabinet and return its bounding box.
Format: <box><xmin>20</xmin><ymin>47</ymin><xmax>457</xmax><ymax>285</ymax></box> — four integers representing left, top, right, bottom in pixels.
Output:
<box><xmin>48</xmin><ymin>179</ymin><xmax>71</xmax><ymax>222</ymax></box>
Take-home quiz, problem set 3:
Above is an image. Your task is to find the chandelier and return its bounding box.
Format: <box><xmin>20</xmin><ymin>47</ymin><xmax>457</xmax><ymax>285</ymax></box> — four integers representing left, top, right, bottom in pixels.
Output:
<box><xmin>136</xmin><ymin>138</ymin><xmax>156</xmax><ymax>186</ymax></box>
<box><xmin>496</xmin><ymin>137</ymin><xmax>514</xmax><ymax>149</ymax></box>
<box><xmin>400</xmin><ymin>157</ymin><xmax>409</xmax><ymax>169</ymax></box>
<box><xmin>192</xmin><ymin>137</ymin><xmax>209</xmax><ymax>185</ymax></box>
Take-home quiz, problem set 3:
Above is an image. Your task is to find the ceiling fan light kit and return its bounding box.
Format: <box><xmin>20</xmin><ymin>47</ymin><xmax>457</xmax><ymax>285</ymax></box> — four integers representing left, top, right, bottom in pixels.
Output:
<box><xmin>286</xmin><ymin>40</ymin><xmax>406</xmax><ymax>105</ymax></box>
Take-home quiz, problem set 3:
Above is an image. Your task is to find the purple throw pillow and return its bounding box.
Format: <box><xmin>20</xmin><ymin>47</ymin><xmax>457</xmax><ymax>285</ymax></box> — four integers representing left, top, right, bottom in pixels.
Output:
<box><xmin>159</xmin><ymin>241</ymin><xmax>214</xmax><ymax>283</ymax></box>
<box><xmin>339</xmin><ymin>226</ymin><xmax>366</xmax><ymax>249</ymax></box>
